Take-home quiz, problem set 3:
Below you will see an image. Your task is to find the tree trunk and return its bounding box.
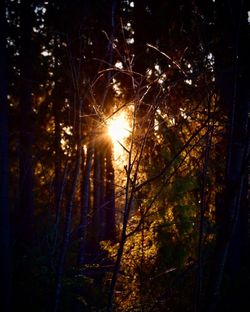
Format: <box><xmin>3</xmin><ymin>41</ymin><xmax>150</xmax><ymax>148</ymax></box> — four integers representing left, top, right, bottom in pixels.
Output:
<box><xmin>52</xmin><ymin>58</ymin><xmax>62</xmax><ymax>221</ymax></box>
<box><xmin>54</xmin><ymin>150</ymin><xmax>82</xmax><ymax>312</ymax></box>
<box><xmin>19</xmin><ymin>0</ymin><xmax>34</xmax><ymax>243</ymax></box>
<box><xmin>92</xmin><ymin>143</ymin><xmax>105</xmax><ymax>245</ymax></box>
<box><xmin>78</xmin><ymin>144</ymin><xmax>94</xmax><ymax>265</ymax></box>
<box><xmin>134</xmin><ymin>0</ymin><xmax>151</xmax><ymax>76</ymax></box>
<box><xmin>0</xmin><ymin>1</ymin><xmax>11</xmax><ymax>310</ymax></box>
<box><xmin>207</xmin><ymin>1</ymin><xmax>250</xmax><ymax>311</ymax></box>
<box><xmin>51</xmin><ymin>83</ymin><xmax>65</xmax><ymax>265</ymax></box>
<box><xmin>104</xmin><ymin>141</ymin><xmax>116</xmax><ymax>241</ymax></box>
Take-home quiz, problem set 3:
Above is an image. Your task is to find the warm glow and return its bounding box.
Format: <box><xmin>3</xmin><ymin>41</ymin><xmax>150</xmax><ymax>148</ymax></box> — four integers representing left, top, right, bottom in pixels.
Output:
<box><xmin>107</xmin><ymin>111</ymin><xmax>130</xmax><ymax>143</ymax></box>
<box><xmin>107</xmin><ymin>111</ymin><xmax>131</xmax><ymax>163</ymax></box>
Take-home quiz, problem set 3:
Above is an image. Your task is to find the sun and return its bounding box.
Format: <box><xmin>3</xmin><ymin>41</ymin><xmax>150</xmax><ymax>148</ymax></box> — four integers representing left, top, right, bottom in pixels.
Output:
<box><xmin>107</xmin><ymin>111</ymin><xmax>130</xmax><ymax>143</ymax></box>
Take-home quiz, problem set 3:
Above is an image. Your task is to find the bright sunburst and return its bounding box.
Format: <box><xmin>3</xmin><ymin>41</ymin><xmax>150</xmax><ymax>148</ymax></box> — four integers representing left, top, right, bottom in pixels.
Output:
<box><xmin>107</xmin><ymin>111</ymin><xmax>130</xmax><ymax>143</ymax></box>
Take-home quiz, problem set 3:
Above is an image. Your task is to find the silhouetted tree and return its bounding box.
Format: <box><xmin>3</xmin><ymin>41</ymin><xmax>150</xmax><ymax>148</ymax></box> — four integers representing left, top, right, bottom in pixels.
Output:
<box><xmin>207</xmin><ymin>1</ymin><xmax>250</xmax><ymax>311</ymax></box>
<box><xmin>0</xmin><ymin>1</ymin><xmax>11</xmax><ymax>311</ymax></box>
<box><xmin>18</xmin><ymin>0</ymin><xmax>34</xmax><ymax>242</ymax></box>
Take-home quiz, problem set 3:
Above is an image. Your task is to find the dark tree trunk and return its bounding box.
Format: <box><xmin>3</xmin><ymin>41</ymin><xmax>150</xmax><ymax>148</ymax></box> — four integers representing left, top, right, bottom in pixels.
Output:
<box><xmin>75</xmin><ymin>144</ymin><xmax>93</xmax><ymax>312</ymax></box>
<box><xmin>207</xmin><ymin>1</ymin><xmax>250</xmax><ymax>311</ymax></box>
<box><xmin>92</xmin><ymin>143</ymin><xmax>105</xmax><ymax>245</ymax></box>
<box><xmin>54</xmin><ymin>149</ymin><xmax>82</xmax><ymax>312</ymax></box>
<box><xmin>134</xmin><ymin>0</ymin><xmax>151</xmax><ymax>76</ymax></box>
<box><xmin>53</xmin><ymin>87</ymin><xmax>62</xmax><ymax>220</ymax></box>
<box><xmin>104</xmin><ymin>141</ymin><xmax>116</xmax><ymax>241</ymax></box>
<box><xmin>52</xmin><ymin>37</ymin><xmax>63</xmax><ymax>221</ymax></box>
<box><xmin>0</xmin><ymin>1</ymin><xmax>11</xmax><ymax>310</ymax></box>
<box><xmin>50</xmin><ymin>82</ymin><xmax>64</xmax><ymax>264</ymax></box>
<box><xmin>19</xmin><ymin>0</ymin><xmax>34</xmax><ymax>242</ymax></box>
<box><xmin>78</xmin><ymin>144</ymin><xmax>94</xmax><ymax>265</ymax></box>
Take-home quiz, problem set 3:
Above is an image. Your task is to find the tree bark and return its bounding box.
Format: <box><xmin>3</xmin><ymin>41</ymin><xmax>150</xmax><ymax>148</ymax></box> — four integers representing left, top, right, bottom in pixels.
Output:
<box><xmin>92</xmin><ymin>143</ymin><xmax>105</xmax><ymax>245</ymax></box>
<box><xmin>54</xmin><ymin>150</ymin><xmax>82</xmax><ymax>312</ymax></box>
<box><xmin>19</xmin><ymin>0</ymin><xmax>34</xmax><ymax>242</ymax></box>
<box><xmin>52</xmin><ymin>51</ymin><xmax>62</xmax><ymax>221</ymax></box>
<box><xmin>207</xmin><ymin>1</ymin><xmax>250</xmax><ymax>311</ymax></box>
<box><xmin>0</xmin><ymin>1</ymin><xmax>11</xmax><ymax>310</ymax></box>
<box><xmin>78</xmin><ymin>144</ymin><xmax>94</xmax><ymax>265</ymax></box>
<box><xmin>104</xmin><ymin>141</ymin><xmax>116</xmax><ymax>241</ymax></box>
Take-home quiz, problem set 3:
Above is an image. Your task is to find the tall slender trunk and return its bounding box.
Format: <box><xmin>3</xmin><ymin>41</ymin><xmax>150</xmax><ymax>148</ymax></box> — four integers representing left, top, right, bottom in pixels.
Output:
<box><xmin>74</xmin><ymin>144</ymin><xmax>93</xmax><ymax>312</ymax></box>
<box><xmin>92</xmin><ymin>143</ymin><xmax>104</xmax><ymax>245</ymax></box>
<box><xmin>102</xmin><ymin>0</ymin><xmax>116</xmax><ymax>242</ymax></box>
<box><xmin>53</xmin><ymin>73</ymin><xmax>62</xmax><ymax>220</ymax></box>
<box><xmin>52</xmin><ymin>90</ymin><xmax>64</xmax><ymax>259</ymax></box>
<box><xmin>207</xmin><ymin>2</ymin><xmax>250</xmax><ymax>311</ymax></box>
<box><xmin>78</xmin><ymin>144</ymin><xmax>94</xmax><ymax>265</ymax></box>
<box><xmin>107</xmin><ymin>174</ymin><xmax>134</xmax><ymax>312</ymax></box>
<box><xmin>195</xmin><ymin>125</ymin><xmax>213</xmax><ymax>312</ymax></box>
<box><xmin>107</xmin><ymin>115</ymin><xmax>137</xmax><ymax>312</ymax></box>
<box><xmin>104</xmin><ymin>141</ymin><xmax>116</xmax><ymax>241</ymax></box>
<box><xmin>54</xmin><ymin>149</ymin><xmax>82</xmax><ymax>312</ymax></box>
<box><xmin>134</xmin><ymin>0</ymin><xmax>150</xmax><ymax>76</ymax></box>
<box><xmin>0</xmin><ymin>1</ymin><xmax>11</xmax><ymax>310</ymax></box>
<box><xmin>19</xmin><ymin>0</ymin><xmax>34</xmax><ymax>242</ymax></box>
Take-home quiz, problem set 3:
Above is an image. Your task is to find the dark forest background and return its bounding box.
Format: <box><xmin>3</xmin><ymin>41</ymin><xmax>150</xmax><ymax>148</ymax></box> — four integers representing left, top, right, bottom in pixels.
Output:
<box><xmin>0</xmin><ymin>0</ymin><xmax>249</xmax><ymax>311</ymax></box>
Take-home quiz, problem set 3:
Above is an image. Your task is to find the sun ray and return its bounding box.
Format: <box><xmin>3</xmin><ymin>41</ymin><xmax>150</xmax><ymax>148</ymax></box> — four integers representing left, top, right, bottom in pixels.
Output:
<box><xmin>107</xmin><ymin>111</ymin><xmax>130</xmax><ymax>143</ymax></box>
<box><xmin>106</xmin><ymin>111</ymin><xmax>131</xmax><ymax>162</ymax></box>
